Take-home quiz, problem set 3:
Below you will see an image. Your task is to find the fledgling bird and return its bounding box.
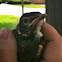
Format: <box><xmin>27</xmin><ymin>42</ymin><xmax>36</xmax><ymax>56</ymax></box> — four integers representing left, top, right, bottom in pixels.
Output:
<box><xmin>13</xmin><ymin>12</ymin><xmax>48</xmax><ymax>62</ymax></box>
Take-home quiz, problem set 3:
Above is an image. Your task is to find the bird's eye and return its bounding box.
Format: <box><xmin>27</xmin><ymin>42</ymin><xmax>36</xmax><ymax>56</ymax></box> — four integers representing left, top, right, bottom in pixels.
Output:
<box><xmin>24</xmin><ymin>18</ymin><xmax>28</xmax><ymax>23</ymax></box>
<box><xmin>23</xmin><ymin>17</ymin><xmax>30</xmax><ymax>25</ymax></box>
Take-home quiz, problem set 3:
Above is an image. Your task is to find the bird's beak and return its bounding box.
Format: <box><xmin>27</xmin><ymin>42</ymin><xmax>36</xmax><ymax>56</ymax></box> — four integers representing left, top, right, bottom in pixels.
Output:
<box><xmin>28</xmin><ymin>14</ymin><xmax>47</xmax><ymax>27</ymax></box>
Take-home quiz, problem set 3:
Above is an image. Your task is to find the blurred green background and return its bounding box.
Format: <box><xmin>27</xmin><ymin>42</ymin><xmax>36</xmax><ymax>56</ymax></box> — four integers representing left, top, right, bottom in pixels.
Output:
<box><xmin>0</xmin><ymin>0</ymin><xmax>30</xmax><ymax>3</ymax></box>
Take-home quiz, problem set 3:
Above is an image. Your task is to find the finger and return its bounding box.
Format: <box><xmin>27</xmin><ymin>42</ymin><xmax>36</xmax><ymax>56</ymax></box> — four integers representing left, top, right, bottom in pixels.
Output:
<box><xmin>43</xmin><ymin>23</ymin><xmax>61</xmax><ymax>41</ymax></box>
<box><xmin>0</xmin><ymin>28</ymin><xmax>17</xmax><ymax>62</ymax></box>
<box><xmin>43</xmin><ymin>38</ymin><xmax>62</xmax><ymax>62</ymax></box>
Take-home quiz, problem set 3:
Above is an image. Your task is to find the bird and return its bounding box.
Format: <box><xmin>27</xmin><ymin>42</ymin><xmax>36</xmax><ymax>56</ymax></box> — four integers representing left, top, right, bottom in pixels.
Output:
<box><xmin>12</xmin><ymin>12</ymin><xmax>48</xmax><ymax>62</ymax></box>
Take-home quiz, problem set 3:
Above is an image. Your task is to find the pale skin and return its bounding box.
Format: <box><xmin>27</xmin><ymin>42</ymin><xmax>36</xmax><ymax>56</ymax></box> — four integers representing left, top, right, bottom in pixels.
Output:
<box><xmin>0</xmin><ymin>23</ymin><xmax>62</xmax><ymax>62</ymax></box>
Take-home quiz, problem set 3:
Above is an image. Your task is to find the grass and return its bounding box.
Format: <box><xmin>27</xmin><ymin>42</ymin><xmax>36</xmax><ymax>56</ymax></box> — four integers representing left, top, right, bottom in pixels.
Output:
<box><xmin>0</xmin><ymin>15</ymin><xmax>20</xmax><ymax>30</ymax></box>
<box><xmin>11</xmin><ymin>4</ymin><xmax>45</xmax><ymax>8</ymax></box>
<box><xmin>8</xmin><ymin>0</ymin><xmax>29</xmax><ymax>2</ymax></box>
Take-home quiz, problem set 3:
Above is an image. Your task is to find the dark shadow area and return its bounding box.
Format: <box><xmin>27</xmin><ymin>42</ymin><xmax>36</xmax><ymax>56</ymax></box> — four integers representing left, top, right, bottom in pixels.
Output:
<box><xmin>8</xmin><ymin>1</ymin><xmax>31</xmax><ymax>4</ymax></box>
<box><xmin>45</xmin><ymin>0</ymin><xmax>62</xmax><ymax>36</ymax></box>
<box><xmin>0</xmin><ymin>23</ymin><xmax>17</xmax><ymax>30</ymax></box>
<box><xmin>0</xmin><ymin>1</ymin><xmax>31</xmax><ymax>4</ymax></box>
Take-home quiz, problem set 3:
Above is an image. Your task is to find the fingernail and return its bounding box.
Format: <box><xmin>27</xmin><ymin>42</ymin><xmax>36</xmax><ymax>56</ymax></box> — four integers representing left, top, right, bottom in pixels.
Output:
<box><xmin>1</xmin><ymin>28</ymin><xmax>9</xmax><ymax>40</ymax></box>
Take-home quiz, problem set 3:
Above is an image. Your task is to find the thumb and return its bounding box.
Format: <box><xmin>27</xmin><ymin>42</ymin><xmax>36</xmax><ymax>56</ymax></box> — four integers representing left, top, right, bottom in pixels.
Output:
<box><xmin>43</xmin><ymin>23</ymin><xmax>61</xmax><ymax>41</ymax></box>
<box><xmin>0</xmin><ymin>28</ymin><xmax>17</xmax><ymax>62</ymax></box>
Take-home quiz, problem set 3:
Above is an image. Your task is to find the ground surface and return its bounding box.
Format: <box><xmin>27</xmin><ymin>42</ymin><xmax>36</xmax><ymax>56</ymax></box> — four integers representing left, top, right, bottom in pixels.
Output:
<box><xmin>0</xmin><ymin>15</ymin><xmax>20</xmax><ymax>30</ymax></box>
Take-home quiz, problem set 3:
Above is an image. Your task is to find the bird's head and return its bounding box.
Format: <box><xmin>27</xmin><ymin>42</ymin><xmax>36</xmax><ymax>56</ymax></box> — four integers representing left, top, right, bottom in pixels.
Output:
<box><xmin>17</xmin><ymin>12</ymin><xmax>47</xmax><ymax>37</ymax></box>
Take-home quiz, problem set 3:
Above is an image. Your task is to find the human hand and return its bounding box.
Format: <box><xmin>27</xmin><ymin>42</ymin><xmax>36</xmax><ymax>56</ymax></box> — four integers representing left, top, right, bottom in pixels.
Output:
<box><xmin>0</xmin><ymin>23</ymin><xmax>62</xmax><ymax>62</ymax></box>
<box><xmin>42</xmin><ymin>23</ymin><xmax>62</xmax><ymax>62</ymax></box>
<box><xmin>0</xmin><ymin>28</ymin><xmax>17</xmax><ymax>62</ymax></box>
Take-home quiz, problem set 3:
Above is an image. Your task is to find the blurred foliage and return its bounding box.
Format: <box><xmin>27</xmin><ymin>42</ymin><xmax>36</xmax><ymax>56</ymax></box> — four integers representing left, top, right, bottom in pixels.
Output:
<box><xmin>0</xmin><ymin>0</ymin><xmax>31</xmax><ymax>4</ymax></box>
<box><xmin>0</xmin><ymin>0</ymin><xmax>2</xmax><ymax>2</ymax></box>
<box><xmin>0</xmin><ymin>0</ymin><xmax>30</xmax><ymax>2</ymax></box>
